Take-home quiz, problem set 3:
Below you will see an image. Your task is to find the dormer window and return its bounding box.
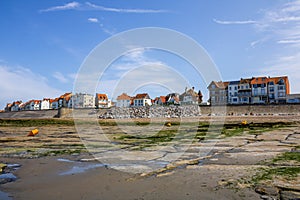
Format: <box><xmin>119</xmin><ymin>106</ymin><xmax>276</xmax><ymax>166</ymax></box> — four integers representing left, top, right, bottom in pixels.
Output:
<box><xmin>278</xmin><ymin>79</ymin><xmax>284</xmax><ymax>85</ymax></box>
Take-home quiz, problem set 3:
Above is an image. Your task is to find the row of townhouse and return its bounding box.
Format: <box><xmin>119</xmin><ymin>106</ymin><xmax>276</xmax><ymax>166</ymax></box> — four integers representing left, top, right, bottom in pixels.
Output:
<box><xmin>5</xmin><ymin>93</ymin><xmax>72</xmax><ymax>112</ymax></box>
<box><xmin>116</xmin><ymin>87</ymin><xmax>203</xmax><ymax>107</ymax></box>
<box><xmin>207</xmin><ymin>76</ymin><xmax>299</xmax><ymax>105</ymax></box>
<box><xmin>4</xmin><ymin>87</ymin><xmax>204</xmax><ymax>111</ymax></box>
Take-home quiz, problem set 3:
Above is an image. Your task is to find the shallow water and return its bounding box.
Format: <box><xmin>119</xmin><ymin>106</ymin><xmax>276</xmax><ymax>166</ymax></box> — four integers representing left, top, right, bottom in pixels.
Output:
<box><xmin>58</xmin><ymin>158</ymin><xmax>170</xmax><ymax>175</ymax></box>
<box><xmin>0</xmin><ymin>190</ymin><xmax>12</xmax><ymax>200</ymax></box>
<box><xmin>0</xmin><ymin>173</ymin><xmax>17</xmax><ymax>180</ymax></box>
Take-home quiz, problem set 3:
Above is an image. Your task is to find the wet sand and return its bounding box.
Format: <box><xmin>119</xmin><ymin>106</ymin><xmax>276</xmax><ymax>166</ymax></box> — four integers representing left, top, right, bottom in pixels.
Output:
<box><xmin>1</xmin><ymin>156</ymin><xmax>260</xmax><ymax>200</ymax></box>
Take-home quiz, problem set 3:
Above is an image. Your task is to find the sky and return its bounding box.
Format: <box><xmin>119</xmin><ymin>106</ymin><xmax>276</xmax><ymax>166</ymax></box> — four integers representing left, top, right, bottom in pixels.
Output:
<box><xmin>1</xmin><ymin>0</ymin><xmax>300</xmax><ymax>108</ymax></box>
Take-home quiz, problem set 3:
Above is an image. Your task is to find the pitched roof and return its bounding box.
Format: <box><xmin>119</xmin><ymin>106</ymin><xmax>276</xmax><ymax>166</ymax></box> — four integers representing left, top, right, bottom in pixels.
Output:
<box><xmin>268</xmin><ymin>76</ymin><xmax>290</xmax><ymax>94</ymax></box>
<box><xmin>117</xmin><ymin>93</ymin><xmax>131</xmax><ymax>100</ymax></box>
<box><xmin>250</xmin><ymin>77</ymin><xmax>268</xmax><ymax>84</ymax></box>
<box><xmin>134</xmin><ymin>93</ymin><xmax>150</xmax><ymax>99</ymax></box>
<box><xmin>160</xmin><ymin>96</ymin><xmax>166</xmax><ymax>103</ymax></box>
<box><xmin>59</xmin><ymin>92</ymin><xmax>72</xmax><ymax>99</ymax></box>
<box><xmin>239</xmin><ymin>78</ymin><xmax>252</xmax><ymax>84</ymax></box>
<box><xmin>96</xmin><ymin>93</ymin><xmax>108</xmax><ymax>100</ymax></box>
<box><xmin>210</xmin><ymin>81</ymin><xmax>229</xmax><ymax>89</ymax></box>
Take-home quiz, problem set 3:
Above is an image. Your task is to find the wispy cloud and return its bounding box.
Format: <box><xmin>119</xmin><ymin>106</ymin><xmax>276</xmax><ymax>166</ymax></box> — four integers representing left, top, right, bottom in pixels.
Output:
<box><xmin>87</xmin><ymin>17</ymin><xmax>98</xmax><ymax>23</ymax></box>
<box><xmin>215</xmin><ymin>0</ymin><xmax>300</xmax><ymax>92</ymax></box>
<box><xmin>85</xmin><ymin>2</ymin><xmax>169</xmax><ymax>14</ymax></box>
<box><xmin>53</xmin><ymin>72</ymin><xmax>69</xmax><ymax>83</ymax></box>
<box><xmin>0</xmin><ymin>65</ymin><xmax>63</xmax><ymax>108</ymax></box>
<box><xmin>86</xmin><ymin>17</ymin><xmax>115</xmax><ymax>35</ymax></box>
<box><xmin>213</xmin><ymin>19</ymin><xmax>257</xmax><ymax>25</ymax></box>
<box><xmin>40</xmin><ymin>1</ymin><xmax>169</xmax><ymax>14</ymax></box>
<box><xmin>39</xmin><ymin>2</ymin><xmax>80</xmax><ymax>12</ymax></box>
<box><xmin>277</xmin><ymin>39</ymin><xmax>300</xmax><ymax>44</ymax></box>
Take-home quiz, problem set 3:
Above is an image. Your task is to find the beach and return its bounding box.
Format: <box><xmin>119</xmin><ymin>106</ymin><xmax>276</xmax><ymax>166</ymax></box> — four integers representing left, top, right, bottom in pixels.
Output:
<box><xmin>0</xmin><ymin>116</ymin><xmax>299</xmax><ymax>200</ymax></box>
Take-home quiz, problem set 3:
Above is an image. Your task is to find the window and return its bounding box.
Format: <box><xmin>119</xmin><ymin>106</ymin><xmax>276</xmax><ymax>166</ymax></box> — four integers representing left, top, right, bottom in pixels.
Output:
<box><xmin>253</xmin><ymin>84</ymin><xmax>257</xmax><ymax>88</ymax></box>
<box><xmin>278</xmin><ymin>79</ymin><xmax>284</xmax><ymax>85</ymax></box>
<box><xmin>269</xmin><ymin>87</ymin><xmax>274</xmax><ymax>92</ymax></box>
<box><xmin>246</xmin><ymin>85</ymin><xmax>249</xmax><ymax>89</ymax></box>
<box><xmin>234</xmin><ymin>86</ymin><xmax>237</xmax><ymax>90</ymax></box>
<box><xmin>278</xmin><ymin>85</ymin><xmax>285</xmax><ymax>90</ymax></box>
<box><xmin>254</xmin><ymin>88</ymin><xmax>258</xmax><ymax>96</ymax></box>
<box><xmin>241</xmin><ymin>85</ymin><xmax>244</xmax><ymax>90</ymax></box>
<box><xmin>229</xmin><ymin>86</ymin><xmax>232</xmax><ymax>90</ymax></box>
<box><xmin>269</xmin><ymin>81</ymin><xmax>274</xmax><ymax>85</ymax></box>
<box><xmin>211</xmin><ymin>85</ymin><xmax>215</xmax><ymax>89</ymax></box>
<box><xmin>261</xmin><ymin>88</ymin><xmax>265</xmax><ymax>95</ymax></box>
<box><xmin>279</xmin><ymin>92</ymin><xmax>285</xmax><ymax>97</ymax></box>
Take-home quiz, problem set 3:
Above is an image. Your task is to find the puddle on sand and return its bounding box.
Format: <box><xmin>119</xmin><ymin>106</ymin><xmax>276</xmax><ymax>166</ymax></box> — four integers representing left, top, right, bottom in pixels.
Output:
<box><xmin>60</xmin><ymin>163</ymin><xmax>107</xmax><ymax>175</ymax></box>
<box><xmin>58</xmin><ymin>158</ymin><xmax>106</xmax><ymax>175</ymax></box>
<box><xmin>0</xmin><ymin>163</ymin><xmax>20</xmax><ymax>200</ymax></box>
<box><xmin>58</xmin><ymin>158</ymin><xmax>171</xmax><ymax>175</ymax></box>
<box><xmin>0</xmin><ymin>190</ymin><xmax>12</xmax><ymax>200</ymax></box>
<box><xmin>57</xmin><ymin>158</ymin><xmax>75</xmax><ymax>163</ymax></box>
<box><xmin>0</xmin><ymin>173</ymin><xmax>17</xmax><ymax>181</ymax></box>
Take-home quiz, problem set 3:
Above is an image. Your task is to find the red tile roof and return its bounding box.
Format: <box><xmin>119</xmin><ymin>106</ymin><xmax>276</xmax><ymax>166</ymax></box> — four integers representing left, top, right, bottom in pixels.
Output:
<box><xmin>250</xmin><ymin>77</ymin><xmax>268</xmax><ymax>84</ymax></box>
<box><xmin>96</xmin><ymin>93</ymin><xmax>108</xmax><ymax>100</ymax></box>
<box><xmin>116</xmin><ymin>93</ymin><xmax>131</xmax><ymax>100</ymax></box>
<box><xmin>134</xmin><ymin>93</ymin><xmax>150</xmax><ymax>99</ymax></box>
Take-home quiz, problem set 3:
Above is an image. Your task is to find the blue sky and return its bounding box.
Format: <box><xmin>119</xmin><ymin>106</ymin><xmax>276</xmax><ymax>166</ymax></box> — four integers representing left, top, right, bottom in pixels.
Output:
<box><xmin>1</xmin><ymin>0</ymin><xmax>300</xmax><ymax>108</ymax></box>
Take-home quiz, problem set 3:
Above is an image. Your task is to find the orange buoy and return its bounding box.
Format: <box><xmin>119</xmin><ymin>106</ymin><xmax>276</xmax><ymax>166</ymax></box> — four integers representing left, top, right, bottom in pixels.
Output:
<box><xmin>28</xmin><ymin>129</ymin><xmax>39</xmax><ymax>136</ymax></box>
<box><xmin>165</xmin><ymin>122</ymin><xmax>172</xmax><ymax>127</ymax></box>
<box><xmin>241</xmin><ymin>120</ymin><xmax>247</xmax><ymax>126</ymax></box>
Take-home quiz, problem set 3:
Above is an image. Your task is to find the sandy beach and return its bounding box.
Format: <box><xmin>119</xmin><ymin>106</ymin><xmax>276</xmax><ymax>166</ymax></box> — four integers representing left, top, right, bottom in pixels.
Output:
<box><xmin>0</xmin><ymin>116</ymin><xmax>299</xmax><ymax>200</ymax></box>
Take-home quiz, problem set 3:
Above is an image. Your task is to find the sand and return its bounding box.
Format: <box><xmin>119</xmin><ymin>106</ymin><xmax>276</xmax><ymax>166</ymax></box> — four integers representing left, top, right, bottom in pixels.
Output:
<box><xmin>0</xmin><ymin>116</ymin><xmax>299</xmax><ymax>200</ymax></box>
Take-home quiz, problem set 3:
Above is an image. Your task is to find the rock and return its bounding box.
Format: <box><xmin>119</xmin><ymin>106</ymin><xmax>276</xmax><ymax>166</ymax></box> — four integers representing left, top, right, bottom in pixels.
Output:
<box><xmin>255</xmin><ymin>186</ymin><xmax>267</xmax><ymax>195</ymax></box>
<box><xmin>260</xmin><ymin>195</ymin><xmax>273</xmax><ymax>200</ymax></box>
<box><xmin>280</xmin><ymin>190</ymin><xmax>300</xmax><ymax>200</ymax></box>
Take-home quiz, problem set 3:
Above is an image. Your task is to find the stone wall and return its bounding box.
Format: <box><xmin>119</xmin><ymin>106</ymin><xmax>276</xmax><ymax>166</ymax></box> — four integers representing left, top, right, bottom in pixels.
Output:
<box><xmin>58</xmin><ymin>104</ymin><xmax>300</xmax><ymax>119</ymax></box>
<box><xmin>199</xmin><ymin>104</ymin><xmax>300</xmax><ymax>116</ymax></box>
<box><xmin>0</xmin><ymin>110</ymin><xmax>58</xmax><ymax>119</ymax></box>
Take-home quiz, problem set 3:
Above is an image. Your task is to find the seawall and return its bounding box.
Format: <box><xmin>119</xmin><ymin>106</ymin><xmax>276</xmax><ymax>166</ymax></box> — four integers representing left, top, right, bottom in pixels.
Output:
<box><xmin>1</xmin><ymin>104</ymin><xmax>299</xmax><ymax>119</ymax></box>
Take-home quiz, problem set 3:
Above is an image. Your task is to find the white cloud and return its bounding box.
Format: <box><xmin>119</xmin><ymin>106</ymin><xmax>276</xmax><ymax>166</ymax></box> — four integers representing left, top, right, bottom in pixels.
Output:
<box><xmin>0</xmin><ymin>65</ymin><xmax>64</xmax><ymax>109</ymax></box>
<box><xmin>277</xmin><ymin>39</ymin><xmax>300</xmax><ymax>44</ymax></box>
<box><xmin>85</xmin><ymin>2</ymin><xmax>168</xmax><ymax>14</ymax></box>
<box><xmin>213</xmin><ymin>19</ymin><xmax>257</xmax><ymax>25</ymax></box>
<box><xmin>40</xmin><ymin>2</ymin><xmax>168</xmax><ymax>14</ymax></box>
<box><xmin>39</xmin><ymin>1</ymin><xmax>80</xmax><ymax>12</ymax></box>
<box><xmin>88</xmin><ymin>17</ymin><xmax>98</xmax><ymax>23</ymax></box>
<box><xmin>53</xmin><ymin>72</ymin><xmax>69</xmax><ymax>83</ymax></box>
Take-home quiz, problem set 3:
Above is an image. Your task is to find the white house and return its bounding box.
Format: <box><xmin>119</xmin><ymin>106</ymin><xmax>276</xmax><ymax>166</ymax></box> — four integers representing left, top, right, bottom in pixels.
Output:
<box><xmin>179</xmin><ymin>87</ymin><xmax>199</xmax><ymax>105</ymax></box>
<box><xmin>95</xmin><ymin>93</ymin><xmax>111</xmax><ymax>108</ymax></box>
<box><xmin>133</xmin><ymin>93</ymin><xmax>152</xmax><ymax>107</ymax></box>
<box><xmin>116</xmin><ymin>93</ymin><xmax>131</xmax><ymax>107</ymax></box>
<box><xmin>228</xmin><ymin>81</ymin><xmax>240</xmax><ymax>104</ymax></box>
<box><xmin>72</xmin><ymin>93</ymin><xmax>95</xmax><ymax>108</ymax></box>
<box><xmin>41</xmin><ymin>98</ymin><xmax>50</xmax><ymax>110</ymax></box>
<box><xmin>33</xmin><ymin>100</ymin><xmax>41</xmax><ymax>110</ymax></box>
